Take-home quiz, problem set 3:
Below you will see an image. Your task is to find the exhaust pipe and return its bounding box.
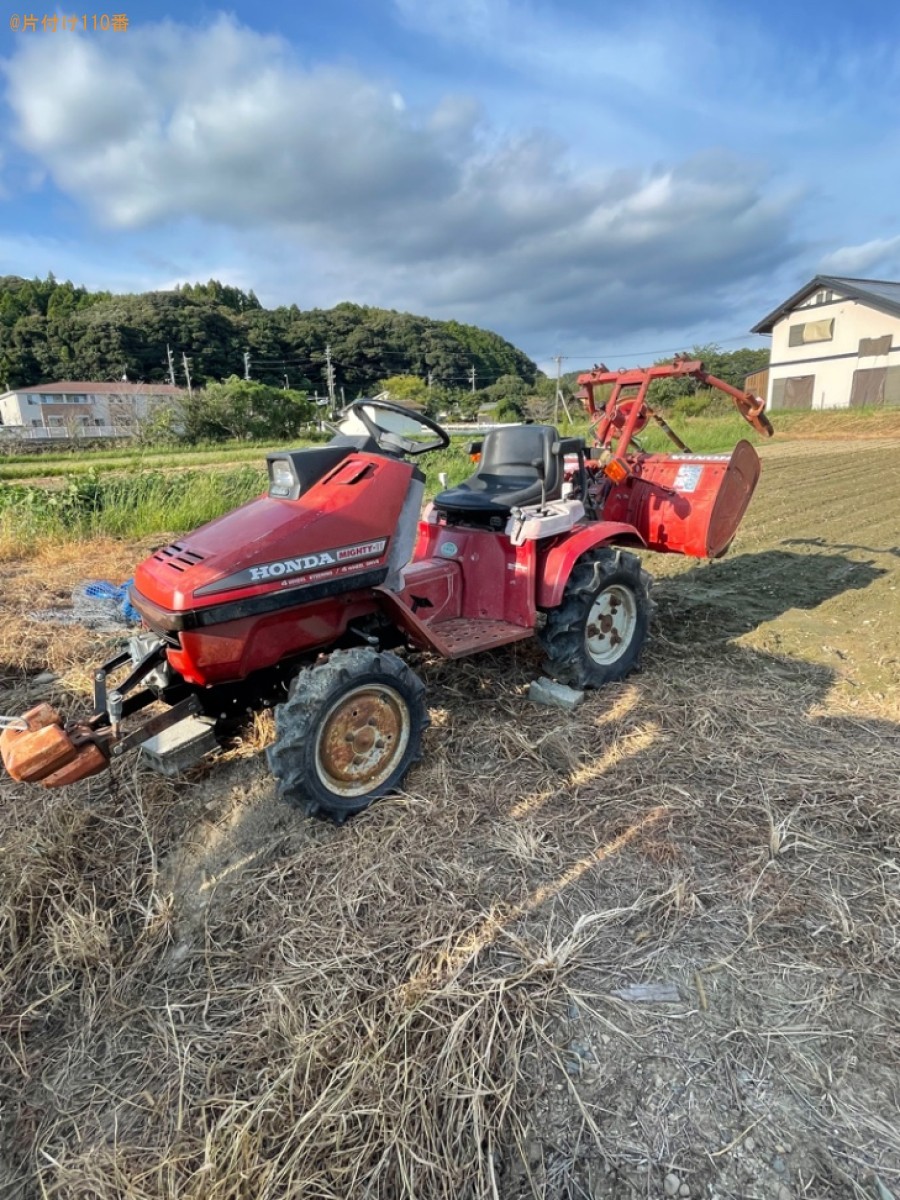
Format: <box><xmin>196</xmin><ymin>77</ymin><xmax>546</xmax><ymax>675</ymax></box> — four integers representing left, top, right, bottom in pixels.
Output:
<box><xmin>0</xmin><ymin>704</ymin><xmax>109</xmax><ymax>787</ymax></box>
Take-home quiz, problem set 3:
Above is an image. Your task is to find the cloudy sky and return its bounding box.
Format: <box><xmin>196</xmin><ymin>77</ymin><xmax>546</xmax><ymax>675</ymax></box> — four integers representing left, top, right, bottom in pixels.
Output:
<box><xmin>2</xmin><ymin>0</ymin><xmax>900</xmax><ymax>368</ymax></box>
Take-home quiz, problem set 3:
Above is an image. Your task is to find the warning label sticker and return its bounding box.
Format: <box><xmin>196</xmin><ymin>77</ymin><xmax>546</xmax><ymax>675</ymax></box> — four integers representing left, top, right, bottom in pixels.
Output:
<box><xmin>674</xmin><ymin>464</ymin><xmax>704</xmax><ymax>493</ymax></box>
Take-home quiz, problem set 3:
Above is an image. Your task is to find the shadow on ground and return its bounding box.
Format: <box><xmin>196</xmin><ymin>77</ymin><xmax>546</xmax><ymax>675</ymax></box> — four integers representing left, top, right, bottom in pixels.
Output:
<box><xmin>650</xmin><ymin>548</ymin><xmax>886</xmax><ymax>642</ymax></box>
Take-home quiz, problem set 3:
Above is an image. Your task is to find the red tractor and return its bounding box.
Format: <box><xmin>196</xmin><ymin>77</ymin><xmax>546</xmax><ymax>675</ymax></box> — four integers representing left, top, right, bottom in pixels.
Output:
<box><xmin>1</xmin><ymin>361</ymin><xmax>773</xmax><ymax>821</ymax></box>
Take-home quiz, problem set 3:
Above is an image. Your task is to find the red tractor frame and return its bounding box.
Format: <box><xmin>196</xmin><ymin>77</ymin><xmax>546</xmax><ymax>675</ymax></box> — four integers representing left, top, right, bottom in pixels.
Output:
<box><xmin>2</xmin><ymin>362</ymin><xmax>773</xmax><ymax>821</ymax></box>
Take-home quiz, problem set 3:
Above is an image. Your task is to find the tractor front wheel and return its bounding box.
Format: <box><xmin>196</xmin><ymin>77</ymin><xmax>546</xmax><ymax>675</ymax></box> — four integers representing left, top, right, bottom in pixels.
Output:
<box><xmin>539</xmin><ymin>548</ymin><xmax>652</xmax><ymax>688</ymax></box>
<box><xmin>268</xmin><ymin>648</ymin><xmax>428</xmax><ymax>822</ymax></box>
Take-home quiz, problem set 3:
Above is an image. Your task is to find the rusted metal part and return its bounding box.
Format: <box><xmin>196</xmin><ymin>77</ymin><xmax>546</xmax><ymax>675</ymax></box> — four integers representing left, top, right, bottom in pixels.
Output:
<box><xmin>428</xmin><ymin>617</ymin><xmax>533</xmax><ymax>656</ymax></box>
<box><xmin>39</xmin><ymin>740</ymin><xmax>108</xmax><ymax>787</ymax></box>
<box><xmin>316</xmin><ymin>684</ymin><xmax>409</xmax><ymax>794</ymax></box>
<box><xmin>1</xmin><ymin>704</ymin><xmax>67</xmax><ymax>781</ymax></box>
<box><xmin>0</xmin><ymin>705</ymin><xmax>110</xmax><ymax>786</ymax></box>
<box><xmin>1</xmin><ymin>689</ymin><xmax>209</xmax><ymax>787</ymax></box>
<box><xmin>15</xmin><ymin>703</ymin><xmax>58</xmax><ymax>731</ymax></box>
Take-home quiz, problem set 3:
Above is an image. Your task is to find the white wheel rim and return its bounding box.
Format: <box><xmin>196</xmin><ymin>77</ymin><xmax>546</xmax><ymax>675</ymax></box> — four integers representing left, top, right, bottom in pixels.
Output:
<box><xmin>585</xmin><ymin>584</ymin><xmax>637</xmax><ymax>666</ymax></box>
<box><xmin>314</xmin><ymin>683</ymin><xmax>411</xmax><ymax>799</ymax></box>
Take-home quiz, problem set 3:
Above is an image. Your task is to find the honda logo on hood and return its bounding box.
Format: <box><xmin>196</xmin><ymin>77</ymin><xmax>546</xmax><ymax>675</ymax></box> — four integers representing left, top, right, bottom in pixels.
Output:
<box><xmin>194</xmin><ymin>539</ymin><xmax>388</xmax><ymax>597</ymax></box>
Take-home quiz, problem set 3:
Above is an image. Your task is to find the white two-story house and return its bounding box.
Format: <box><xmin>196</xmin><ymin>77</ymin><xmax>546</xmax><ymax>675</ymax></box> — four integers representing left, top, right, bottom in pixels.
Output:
<box><xmin>0</xmin><ymin>381</ymin><xmax>182</xmax><ymax>436</ymax></box>
<box><xmin>752</xmin><ymin>275</ymin><xmax>900</xmax><ymax>410</ymax></box>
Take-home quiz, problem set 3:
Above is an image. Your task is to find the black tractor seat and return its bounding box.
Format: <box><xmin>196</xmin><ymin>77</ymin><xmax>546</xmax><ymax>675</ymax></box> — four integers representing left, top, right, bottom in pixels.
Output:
<box><xmin>434</xmin><ymin>424</ymin><xmax>567</xmax><ymax>521</ymax></box>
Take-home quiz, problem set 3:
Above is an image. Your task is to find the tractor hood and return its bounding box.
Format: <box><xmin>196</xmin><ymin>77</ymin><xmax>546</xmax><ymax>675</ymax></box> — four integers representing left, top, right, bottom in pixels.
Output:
<box><xmin>131</xmin><ymin>451</ymin><xmax>415</xmax><ymax>633</ymax></box>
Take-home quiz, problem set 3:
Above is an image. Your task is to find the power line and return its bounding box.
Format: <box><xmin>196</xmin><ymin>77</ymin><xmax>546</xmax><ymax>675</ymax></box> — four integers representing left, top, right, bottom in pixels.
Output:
<box><xmin>540</xmin><ymin>334</ymin><xmax>764</xmax><ymax>365</ymax></box>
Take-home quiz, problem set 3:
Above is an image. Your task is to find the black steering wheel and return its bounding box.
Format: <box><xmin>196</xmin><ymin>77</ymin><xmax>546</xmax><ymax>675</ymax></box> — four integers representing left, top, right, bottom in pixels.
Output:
<box><xmin>345</xmin><ymin>398</ymin><xmax>450</xmax><ymax>456</ymax></box>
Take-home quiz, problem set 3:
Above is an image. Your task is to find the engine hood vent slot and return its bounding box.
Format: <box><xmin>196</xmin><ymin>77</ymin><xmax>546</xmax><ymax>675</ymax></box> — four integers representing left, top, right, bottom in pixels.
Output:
<box><xmin>153</xmin><ymin>543</ymin><xmax>207</xmax><ymax>573</ymax></box>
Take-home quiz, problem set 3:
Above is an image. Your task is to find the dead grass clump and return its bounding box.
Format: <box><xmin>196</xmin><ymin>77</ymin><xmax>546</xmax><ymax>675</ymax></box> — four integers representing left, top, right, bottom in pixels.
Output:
<box><xmin>46</xmin><ymin>890</ymin><xmax>113</xmax><ymax>970</ymax></box>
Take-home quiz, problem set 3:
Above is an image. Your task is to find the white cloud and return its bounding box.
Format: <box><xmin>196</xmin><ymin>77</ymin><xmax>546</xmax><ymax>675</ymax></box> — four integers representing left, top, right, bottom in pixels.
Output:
<box><xmin>5</xmin><ymin>17</ymin><xmax>460</xmax><ymax>231</ymax></box>
<box><xmin>2</xmin><ymin>13</ymin><xmax>800</xmax><ymax>347</ymax></box>
<box><xmin>819</xmin><ymin>236</ymin><xmax>900</xmax><ymax>277</ymax></box>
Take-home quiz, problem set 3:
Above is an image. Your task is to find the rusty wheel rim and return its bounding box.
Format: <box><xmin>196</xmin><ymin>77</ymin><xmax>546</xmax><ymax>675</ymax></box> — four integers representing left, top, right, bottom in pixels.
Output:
<box><xmin>585</xmin><ymin>584</ymin><xmax>637</xmax><ymax>666</ymax></box>
<box><xmin>314</xmin><ymin>684</ymin><xmax>411</xmax><ymax>798</ymax></box>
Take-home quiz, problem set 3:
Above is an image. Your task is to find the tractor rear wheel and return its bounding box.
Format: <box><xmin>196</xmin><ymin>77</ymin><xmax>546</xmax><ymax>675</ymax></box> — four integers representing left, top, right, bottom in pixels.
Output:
<box><xmin>539</xmin><ymin>548</ymin><xmax>652</xmax><ymax>688</ymax></box>
<box><xmin>268</xmin><ymin>647</ymin><xmax>428</xmax><ymax>822</ymax></box>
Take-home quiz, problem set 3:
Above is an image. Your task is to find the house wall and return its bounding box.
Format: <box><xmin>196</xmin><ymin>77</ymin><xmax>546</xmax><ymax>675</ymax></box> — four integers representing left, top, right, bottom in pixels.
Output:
<box><xmin>0</xmin><ymin>390</ymin><xmax>169</xmax><ymax>429</ymax></box>
<box><xmin>767</xmin><ymin>295</ymin><xmax>900</xmax><ymax>410</ymax></box>
<box><xmin>0</xmin><ymin>396</ymin><xmax>17</xmax><ymax>424</ymax></box>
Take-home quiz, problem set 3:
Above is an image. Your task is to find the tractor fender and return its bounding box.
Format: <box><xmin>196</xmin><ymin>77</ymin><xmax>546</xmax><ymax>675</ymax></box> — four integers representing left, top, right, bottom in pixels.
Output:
<box><xmin>536</xmin><ymin>522</ymin><xmax>646</xmax><ymax>609</ymax></box>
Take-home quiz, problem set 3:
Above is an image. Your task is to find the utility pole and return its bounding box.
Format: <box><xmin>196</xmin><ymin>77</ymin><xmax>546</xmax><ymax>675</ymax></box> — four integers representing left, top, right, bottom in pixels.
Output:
<box><xmin>340</xmin><ymin>386</ymin><xmax>345</xmax><ymax>406</ymax></box>
<box><xmin>469</xmin><ymin>364</ymin><xmax>476</xmax><ymax>393</ymax></box>
<box><xmin>427</xmin><ymin>370</ymin><xmax>433</xmax><ymax>390</ymax></box>
<box><xmin>243</xmin><ymin>350</ymin><xmax>251</xmax><ymax>381</ymax></box>
<box><xmin>554</xmin><ymin>354</ymin><xmax>572</xmax><ymax>424</ymax></box>
<box><xmin>182</xmin><ymin>352</ymin><xmax>193</xmax><ymax>399</ymax></box>
<box><xmin>325</xmin><ymin>343</ymin><xmax>336</xmax><ymax>413</ymax></box>
<box><xmin>166</xmin><ymin>344</ymin><xmax>176</xmax><ymax>388</ymax></box>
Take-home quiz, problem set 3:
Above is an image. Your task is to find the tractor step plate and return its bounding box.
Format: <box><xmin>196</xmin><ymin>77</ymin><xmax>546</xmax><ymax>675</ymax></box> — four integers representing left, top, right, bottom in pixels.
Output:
<box><xmin>429</xmin><ymin>618</ymin><xmax>533</xmax><ymax>658</ymax></box>
<box><xmin>140</xmin><ymin>714</ymin><xmax>218</xmax><ymax>776</ymax></box>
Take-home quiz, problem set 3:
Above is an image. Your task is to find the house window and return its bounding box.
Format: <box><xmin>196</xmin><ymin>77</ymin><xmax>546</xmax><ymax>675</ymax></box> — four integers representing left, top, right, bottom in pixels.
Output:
<box><xmin>850</xmin><ymin>365</ymin><xmax>900</xmax><ymax>407</ymax></box>
<box><xmin>788</xmin><ymin>319</ymin><xmax>834</xmax><ymax>346</ymax></box>
<box><xmin>858</xmin><ymin>335</ymin><xmax>892</xmax><ymax>356</ymax></box>
<box><xmin>771</xmin><ymin>375</ymin><xmax>815</xmax><ymax>410</ymax></box>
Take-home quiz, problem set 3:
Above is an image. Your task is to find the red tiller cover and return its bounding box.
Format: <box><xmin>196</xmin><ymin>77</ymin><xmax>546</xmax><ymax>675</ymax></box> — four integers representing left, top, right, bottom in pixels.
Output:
<box><xmin>601</xmin><ymin>440</ymin><xmax>762</xmax><ymax>558</ymax></box>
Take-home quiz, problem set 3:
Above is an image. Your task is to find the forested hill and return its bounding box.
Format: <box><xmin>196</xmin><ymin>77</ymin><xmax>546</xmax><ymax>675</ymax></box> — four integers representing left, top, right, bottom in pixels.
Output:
<box><xmin>0</xmin><ymin>276</ymin><xmax>538</xmax><ymax>394</ymax></box>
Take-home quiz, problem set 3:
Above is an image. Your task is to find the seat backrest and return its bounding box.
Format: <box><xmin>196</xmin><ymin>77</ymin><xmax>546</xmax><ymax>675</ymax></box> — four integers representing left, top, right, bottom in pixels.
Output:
<box><xmin>478</xmin><ymin>424</ymin><xmax>561</xmax><ymax>491</ymax></box>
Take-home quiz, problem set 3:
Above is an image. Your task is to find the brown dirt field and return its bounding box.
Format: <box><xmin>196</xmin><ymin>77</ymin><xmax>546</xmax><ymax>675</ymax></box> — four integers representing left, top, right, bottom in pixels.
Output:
<box><xmin>0</xmin><ymin>439</ymin><xmax>898</xmax><ymax>1200</ymax></box>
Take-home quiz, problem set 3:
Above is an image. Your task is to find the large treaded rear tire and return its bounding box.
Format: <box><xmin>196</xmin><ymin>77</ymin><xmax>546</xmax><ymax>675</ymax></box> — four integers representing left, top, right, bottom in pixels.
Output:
<box><xmin>538</xmin><ymin>548</ymin><xmax>653</xmax><ymax>688</ymax></box>
<box><xmin>267</xmin><ymin>648</ymin><xmax>428</xmax><ymax>823</ymax></box>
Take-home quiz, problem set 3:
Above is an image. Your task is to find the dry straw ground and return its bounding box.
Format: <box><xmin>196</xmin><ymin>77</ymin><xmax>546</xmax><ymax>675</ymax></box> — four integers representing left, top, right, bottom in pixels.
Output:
<box><xmin>1</xmin><ymin>438</ymin><xmax>898</xmax><ymax>1200</ymax></box>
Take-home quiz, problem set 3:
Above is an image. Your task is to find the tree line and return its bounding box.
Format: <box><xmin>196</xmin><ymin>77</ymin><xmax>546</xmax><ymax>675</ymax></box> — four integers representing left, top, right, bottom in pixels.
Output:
<box><xmin>0</xmin><ymin>275</ymin><xmax>537</xmax><ymax>398</ymax></box>
<box><xmin>0</xmin><ymin>275</ymin><xmax>770</xmax><ymax>442</ymax></box>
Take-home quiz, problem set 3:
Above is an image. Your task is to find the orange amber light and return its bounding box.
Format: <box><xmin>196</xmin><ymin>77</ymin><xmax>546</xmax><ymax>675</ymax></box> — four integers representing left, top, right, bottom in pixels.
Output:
<box><xmin>603</xmin><ymin>458</ymin><xmax>630</xmax><ymax>484</ymax></box>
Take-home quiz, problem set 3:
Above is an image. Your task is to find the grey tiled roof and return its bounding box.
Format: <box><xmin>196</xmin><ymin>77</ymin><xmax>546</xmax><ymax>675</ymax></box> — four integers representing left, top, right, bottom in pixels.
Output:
<box><xmin>753</xmin><ymin>275</ymin><xmax>900</xmax><ymax>333</ymax></box>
